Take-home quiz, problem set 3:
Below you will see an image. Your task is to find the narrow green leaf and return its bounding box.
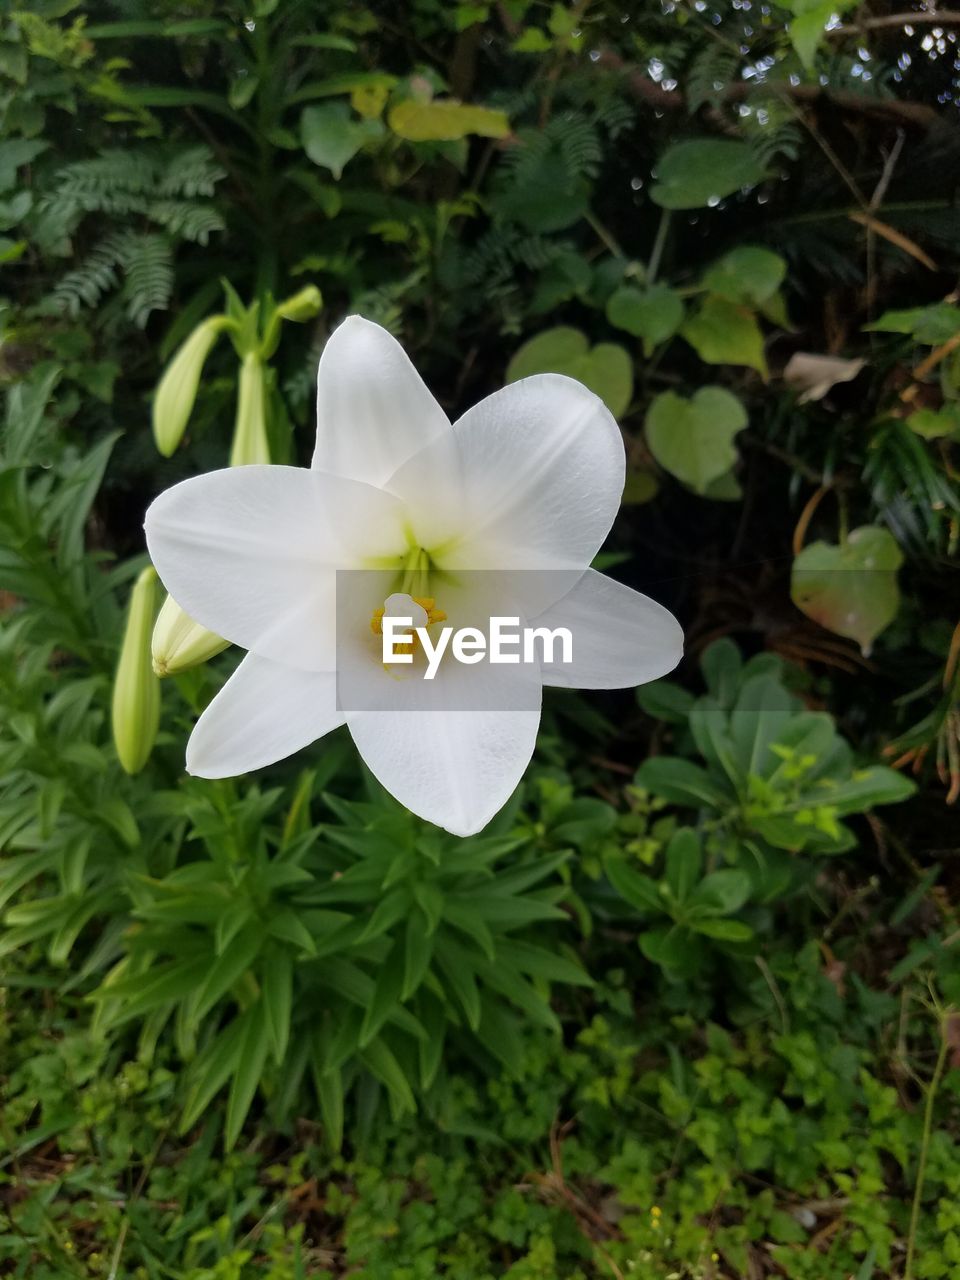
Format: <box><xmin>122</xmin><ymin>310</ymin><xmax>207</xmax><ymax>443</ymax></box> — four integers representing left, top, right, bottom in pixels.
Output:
<box><xmin>402</xmin><ymin>910</ymin><xmax>434</xmax><ymax>1000</ymax></box>
<box><xmin>263</xmin><ymin>948</ymin><xmax>293</xmax><ymax>1063</ymax></box>
<box><xmin>359</xmin><ymin>939</ymin><xmax>405</xmax><ymax>1048</ymax></box>
<box><xmin>225</xmin><ymin>1002</ymin><xmax>270</xmax><ymax>1150</ymax></box>
<box><xmin>359</xmin><ymin>1036</ymin><xmax>416</xmax><ymax>1116</ymax></box>
<box><xmin>194</xmin><ymin>926</ymin><xmax>262</xmax><ymax>1022</ymax></box>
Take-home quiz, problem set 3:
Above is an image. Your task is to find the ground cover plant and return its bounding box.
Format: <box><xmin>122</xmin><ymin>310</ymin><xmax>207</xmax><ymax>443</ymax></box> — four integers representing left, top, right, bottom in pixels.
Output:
<box><xmin>1</xmin><ymin>1</ymin><xmax>959</xmax><ymax>1276</ymax></box>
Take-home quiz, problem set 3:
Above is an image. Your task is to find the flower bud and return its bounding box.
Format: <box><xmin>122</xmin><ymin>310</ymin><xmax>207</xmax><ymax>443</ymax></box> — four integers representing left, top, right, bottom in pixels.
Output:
<box><xmin>152</xmin><ymin>315</ymin><xmax>230</xmax><ymax>457</ymax></box>
<box><xmin>151</xmin><ymin>593</ymin><xmax>228</xmax><ymax>677</ymax></box>
<box><xmin>274</xmin><ymin>284</ymin><xmax>323</xmax><ymax>323</ymax></box>
<box><xmin>112</xmin><ymin>566</ymin><xmax>161</xmax><ymax>775</ymax></box>
<box><xmin>229</xmin><ymin>352</ymin><xmax>270</xmax><ymax>467</ymax></box>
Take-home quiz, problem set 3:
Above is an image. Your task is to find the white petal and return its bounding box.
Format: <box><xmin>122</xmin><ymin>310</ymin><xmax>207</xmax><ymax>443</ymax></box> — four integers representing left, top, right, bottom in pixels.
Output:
<box><xmin>145</xmin><ymin>465</ymin><xmax>405</xmax><ymax>671</ymax></box>
<box><xmin>422</xmin><ymin>373</ymin><xmax>624</xmax><ymax>571</ymax></box>
<box><xmin>345</xmin><ymin>660</ymin><xmax>541</xmax><ymax>837</ymax></box>
<box><xmin>186</xmin><ymin>653</ymin><xmax>342</xmax><ymax>778</ymax></box>
<box><xmin>534</xmin><ymin>569</ymin><xmax>683</xmax><ymax>689</ymax></box>
<box><xmin>312</xmin><ymin>316</ymin><xmax>450</xmax><ymax>485</ymax></box>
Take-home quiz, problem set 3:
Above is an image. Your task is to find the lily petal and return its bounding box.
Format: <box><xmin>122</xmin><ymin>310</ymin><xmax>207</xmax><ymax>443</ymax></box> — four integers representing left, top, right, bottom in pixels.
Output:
<box><xmin>186</xmin><ymin>653</ymin><xmax>343</xmax><ymax>778</ymax></box>
<box><xmin>313</xmin><ymin>316</ymin><xmax>450</xmax><ymax>485</ymax></box>
<box><xmin>443</xmin><ymin>373</ymin><xmax>625</xmax><ymax>570</ymax></box>
<box><xmin>145</xmin><ymin>465</ymin><xmax>405</xmax><ymax>671</ymax></box>
<box><xmin>345</xmin><ymin>660</ymin><xmax>541</xmax><ymax>837</ymax></box>
<box><xmin>535</xmin><ymin>569</ymin><xmax>683</xmax><ymax>688</ymax></box>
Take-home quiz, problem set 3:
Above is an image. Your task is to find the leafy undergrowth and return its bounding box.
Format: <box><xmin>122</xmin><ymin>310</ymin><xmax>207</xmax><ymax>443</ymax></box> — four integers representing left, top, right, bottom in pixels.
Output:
<box><xmin>3</xmin><ymin>928</ymin><xmax>958</xmax><ymax>1280</ymax></box>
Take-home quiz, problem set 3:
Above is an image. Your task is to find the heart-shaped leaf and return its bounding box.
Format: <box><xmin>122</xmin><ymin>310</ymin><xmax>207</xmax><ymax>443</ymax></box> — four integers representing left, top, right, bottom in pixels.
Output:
<box><xmin>606</xmin><ymin>284</ymin><xmax>684</xmax><ymax>356</ymax></box>
<box><xmin>506</xmin><ymin>326</ymin><xmax>633</xmax><ymax>417</ymax></box>
<box><xmin>682</xmin><ymin>295</ymin><xmax>768</xmax><ymax>376</ymax></box>
<box><xmin>651</xmin><ymin>140</ymin><xmax>766</xmax><ymax>210</ymax></box>
<box><xmin>791</xmin><ymin>525</ymin><xmax>904</xmax><ymax>655</ymax></box>
<box><xmin>300</xmin><ymin>103</ymin><xmax>384</xmax><ymax>178</ymax></box>
<box><xmin>703</xmin><ymin>247</ymin><xmax>786</xmax><ymax>307</ymax></box>
<box><xmin>645</xmin><ymin>387</ymin><xmax>748</xmax><ymax>494</ymax></box>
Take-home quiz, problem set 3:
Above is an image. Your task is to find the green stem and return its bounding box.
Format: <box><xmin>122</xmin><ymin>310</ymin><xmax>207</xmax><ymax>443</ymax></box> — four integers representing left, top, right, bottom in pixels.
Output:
<box><xmin>905</xmin><ymin>1019</ymin><xmax>949</xmax><ymax>1280</ymax></box>
<box><xmin>585</xmin><ymin>212</ymin><xmax>625</xmax><ymax>260</ymax></box>
<box><xmin>647</xmin><ymin>208</ymin><xmax>672</xmax><ymax>286</ymax></box>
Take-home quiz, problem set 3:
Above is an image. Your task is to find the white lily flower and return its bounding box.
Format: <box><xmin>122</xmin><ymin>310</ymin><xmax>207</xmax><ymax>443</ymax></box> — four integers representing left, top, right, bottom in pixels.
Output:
<box><xmin>145</xmin><ymin>317</ymin><xmax>682</xmax><ymax>836</ymax></box>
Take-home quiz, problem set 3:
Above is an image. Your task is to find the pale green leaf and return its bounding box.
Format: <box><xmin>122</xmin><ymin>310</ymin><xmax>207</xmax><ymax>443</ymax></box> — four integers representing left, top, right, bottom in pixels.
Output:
<box><xmin>645</xmin><ymin>387</ymin><xmax>747</xmax><ymax>494</ymax></box>
<box><xmin>791</xmin><ymin>525</ymin><xmax>904</xmax><ymax>655</ymax></box>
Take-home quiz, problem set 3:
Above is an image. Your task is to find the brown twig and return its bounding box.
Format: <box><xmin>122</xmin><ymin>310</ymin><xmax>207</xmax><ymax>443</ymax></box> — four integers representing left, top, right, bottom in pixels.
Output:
<box><xmin>831</xmin><ymin>10</ymin><xmax>960</xmax><ymax>35</ymax></box>
<box><xmin>598</xmin><ymin>49</ymin><xmax>944</xmax><ymax>130</ymax></box>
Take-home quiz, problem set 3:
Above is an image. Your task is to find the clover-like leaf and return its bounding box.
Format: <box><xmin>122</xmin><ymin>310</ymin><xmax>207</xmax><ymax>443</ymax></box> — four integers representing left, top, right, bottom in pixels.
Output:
<box><xmin>791</xmin><ymin>525</ymin><xmax>904</xmax><ymax>656</ymax></box>
<box><xmin>645</xmin><ymin>387</ymin><xmax>748</xmax><ymax>495</ymax></box>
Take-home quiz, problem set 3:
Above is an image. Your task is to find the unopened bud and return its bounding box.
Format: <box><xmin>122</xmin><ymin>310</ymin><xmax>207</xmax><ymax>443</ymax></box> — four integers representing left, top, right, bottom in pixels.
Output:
<box><xmin>275</xmin><ymin>284</ymin><xmax>323</xmax><ymax>323</ymax></box>
<box><xmin>152</xmin><ymin>315</ymin><xmax>230</xmax><ymax>457</ymax></box>
<box><xmin>112</xmin><ymin>566</ymin><xmax>161</xmax><ymax>775</ymax></box>
<box><xmin>229</xmin><ymin>352</ymin><xmax>270</xmax><ymax>466</ymax></box>
<box><xmin>152</xmin><ymin>593</ymin><xmax>229</xmax><ymax>677</ymax></box>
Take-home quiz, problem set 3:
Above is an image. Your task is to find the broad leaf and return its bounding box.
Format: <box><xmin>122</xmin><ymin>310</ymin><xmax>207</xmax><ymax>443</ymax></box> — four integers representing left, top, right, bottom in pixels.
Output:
<box><xmin>792</xmin><ymin>525</ymin><xmax>903</xmax><ymax>655</ymax></box>
<box><xmin>703</xmin><ymin>247</ymin><xmax>786</xmax><ymax>306</ymax></box>
<box><xmin>682</xmin><ymin>296</ymin><xmax>767</xmax><ymax>375</ymax></box>
<box><xmin>651</xmin><ymin>140</ymin><xmax>766</xmax><ymax>210</ymax></box>
<box><xmin>300</xmin><ymin>103</ymin><xmax>384</xmax><ymax>178</ymax></box>
<box><xmin>606</xmin><ymin>284</ymin><xmax>684</xmax><ymax>356</ymax></box>
<box><xmin>645</xmin><ymin>387</ymin><xmax>747</xmax><ymax>494</ymax></box>
<box><xmin>388</xmin><ymin>99</ymin><xmax>509</xmax><ymax>141</ymax></box>
<box><xmin>506</xmin><ymin>326</ymin><xmax>633</xmax><ymax>417</ymax></box>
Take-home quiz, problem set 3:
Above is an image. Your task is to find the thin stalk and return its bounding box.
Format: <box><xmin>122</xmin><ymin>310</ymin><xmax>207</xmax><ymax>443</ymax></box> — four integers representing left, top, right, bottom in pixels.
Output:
<box><xmin>647</xmin><ymin>208</ymin><xmax>671</xmax><ymax>285</ymax></box>
<box><xmin>905</xmin><ymin>1021</ymin><xmax>949</xmax><ymax>1280</ymax></box>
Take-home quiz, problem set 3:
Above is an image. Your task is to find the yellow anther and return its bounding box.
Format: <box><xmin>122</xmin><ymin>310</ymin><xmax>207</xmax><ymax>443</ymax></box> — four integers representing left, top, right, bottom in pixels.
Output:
<box><xmin>412</xmin><ymin>596</ymin><xmax>446</xmax><ymax>626</ymax></box>
<box><xmin>370</xmin><ymin>607</ymin><xmax>385</xmax><ymax>636</ymax></box>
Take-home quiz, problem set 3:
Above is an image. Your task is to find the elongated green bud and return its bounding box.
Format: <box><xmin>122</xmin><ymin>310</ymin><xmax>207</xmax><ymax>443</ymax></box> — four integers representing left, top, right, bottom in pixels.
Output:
<box><xmin>112</xmin><ymin>566</ymin><xmax>161</xmax><ymax>775</ymax></box>
<box><xmin>153</xmin><ymin>315</ymin><xmax>231</xmax><ymax>457</ymax></box>
<box><xmin>275</xmin><ymin>284</ymin><xmax>322</xmax><ymax>323</ymax></box>
<box><xmin>229</xmin><ymin>352</ymin><xmax>270</xmax><ymax>466</ymax></box>
<box><xmin>151</xmin><ymin>593</ymin><xmax>229</xmax><ymax>677</ymax></box>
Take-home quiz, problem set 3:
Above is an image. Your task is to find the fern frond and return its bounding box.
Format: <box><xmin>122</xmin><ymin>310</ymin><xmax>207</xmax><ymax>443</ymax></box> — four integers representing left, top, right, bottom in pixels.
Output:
<box><xmin>116</xmin><ymin>232</ymin><xmax>174</xmax><ymax>327</ymax></box>
<box><xmin>744</xmin><ymin>98</ymin><xmax>802</xmax><ymax>166</ymax></box>
<box><xmin>155</xmin><ymin>146</ymin><xmax>225</xmax><ymax>198</ymax></box>
<box><xmin>52</xmin><ymin>238</ymin><xmax>125</xmax><ymax>316</ymax></box>
<box><xmin>148</xmin><ymin>201</ymin><xmax>225</xmax><ymax>244</ymax></box>
<box><xmin>57</xmin><ymin>150</ymin><xmax>159</xmax><ymax>198</ymax></box>
<box><xmin>687</xmin><ymin>45</ymin><xmax>739</xmax><ymax>114</ymax></box>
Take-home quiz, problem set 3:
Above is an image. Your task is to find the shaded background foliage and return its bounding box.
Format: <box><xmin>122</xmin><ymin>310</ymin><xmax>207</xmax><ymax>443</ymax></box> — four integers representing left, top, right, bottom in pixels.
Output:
<box><xmin>1</xmin><ymin>1</ymin><xmax>960</xmax><ymax>1277</ymax></box>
